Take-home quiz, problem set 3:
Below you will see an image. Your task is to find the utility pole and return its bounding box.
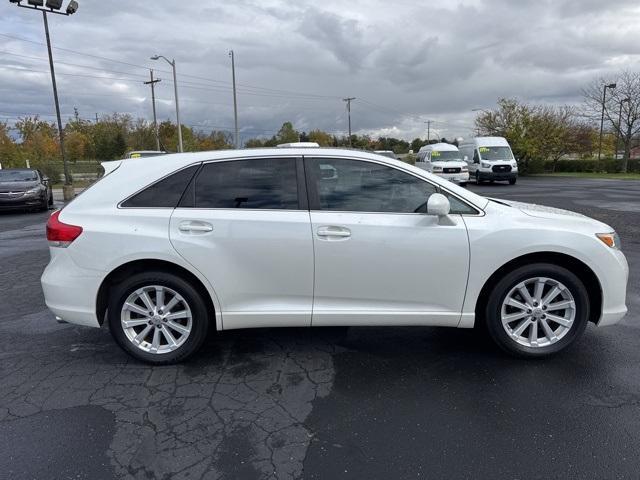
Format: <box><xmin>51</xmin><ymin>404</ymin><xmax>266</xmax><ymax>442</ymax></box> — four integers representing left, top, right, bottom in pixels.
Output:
<box><xmin>426</xmin><ymin>120</ymin><xmax>432</xmax><ymax>143</ymax></box>
<box><xmin>144</xmin><ymin>69</ymin><xmax>162</xmax><ymax>151</ymax></box>
<box><xmin>598</xmin><ymin>83</ymin><xmax>616</xmax><ymax>160</ymax></box>
<box><xmin>95</xmin><ymin>113</ymin><xmax>99</xmax><ymax>123</ymax></box>
<box><xmin>229</xmin><ymin>50</ymin><xmax>239</xmax><ymax>149</ymax></box>
<box><xmin>343</xmin><ymin>97</ymin><xmax>356</xmax><ymax>146</ymax></box>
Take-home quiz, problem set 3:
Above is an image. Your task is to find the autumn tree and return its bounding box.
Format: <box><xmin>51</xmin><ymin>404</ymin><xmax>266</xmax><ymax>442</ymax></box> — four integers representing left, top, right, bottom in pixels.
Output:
<box><xmin>308</xmin><ymin>129</ymin><xmax>333</xmax><ymax>146</ymax></box>
<box><xmin>475</xmin><ymin>99</ymin><xmax>589</xmax><ymax>173</ymax></box>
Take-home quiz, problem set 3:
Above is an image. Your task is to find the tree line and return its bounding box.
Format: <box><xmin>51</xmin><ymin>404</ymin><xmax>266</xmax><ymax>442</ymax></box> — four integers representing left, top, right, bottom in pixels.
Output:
<box><xmin>0</xmin><ymin>114</ymin><xmax>439</xmax><ymax>180</ymax></box>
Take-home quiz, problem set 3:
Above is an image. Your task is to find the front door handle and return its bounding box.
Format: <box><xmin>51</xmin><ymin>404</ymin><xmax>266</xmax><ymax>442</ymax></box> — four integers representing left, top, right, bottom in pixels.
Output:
<box><xmin>178</xmin><ymin>221</ymin><xmax>213</xmax><ymax>233</ymax></box>
<box><xmin>317</xmin><ymin>226</ymin><xmax>351</xmax><ymax>238</ymax></box>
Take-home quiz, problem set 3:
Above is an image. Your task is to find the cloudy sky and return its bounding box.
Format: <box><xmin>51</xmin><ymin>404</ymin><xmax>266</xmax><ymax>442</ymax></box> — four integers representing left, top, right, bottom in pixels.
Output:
<box><xmin>1</xmin><ymin>0</ymin><xmax>640</xmax><ymax>143</ymax></box>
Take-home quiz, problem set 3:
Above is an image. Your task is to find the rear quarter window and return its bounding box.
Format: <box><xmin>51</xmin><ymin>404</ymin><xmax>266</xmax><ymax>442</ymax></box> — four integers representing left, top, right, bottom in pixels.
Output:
<box><xmin>121</xmin><ymin>164</ymin><xmax>200</xmax><ymax>208</ymax></box>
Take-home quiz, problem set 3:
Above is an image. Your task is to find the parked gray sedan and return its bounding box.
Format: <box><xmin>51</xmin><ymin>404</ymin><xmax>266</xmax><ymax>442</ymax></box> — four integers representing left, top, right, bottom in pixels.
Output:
<box><xmin>0</xmin><ymin>168</ymin><xmax>53</xmax><ymax>212</ymax></box>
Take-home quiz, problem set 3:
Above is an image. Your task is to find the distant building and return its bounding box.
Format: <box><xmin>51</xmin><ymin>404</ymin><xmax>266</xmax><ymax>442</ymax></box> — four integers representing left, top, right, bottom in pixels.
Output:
<box><xmin>629</xmin><ymin>146</ymin><xmax>640</xmax><ymax>159</ymax></box>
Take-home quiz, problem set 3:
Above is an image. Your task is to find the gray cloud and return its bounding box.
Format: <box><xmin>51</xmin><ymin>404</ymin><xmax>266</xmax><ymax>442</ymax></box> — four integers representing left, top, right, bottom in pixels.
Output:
<box><xmin>1</xmin><ymin>0</ymin><xmax>640</xmax><ymax>141</ymax></box>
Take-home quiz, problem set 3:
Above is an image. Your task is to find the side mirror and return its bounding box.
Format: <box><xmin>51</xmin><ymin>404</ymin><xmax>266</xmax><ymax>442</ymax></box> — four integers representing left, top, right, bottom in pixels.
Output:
<box><xmin>427</xmin><ymin>193</ymin><xmax>450</xmax><ymax>217</ymax></box>
<box><xmin>42</xmin><ymin>176</ymin><xmax>50</xmax><ymax>184</ymax></box>
<box><xmin>463</xmin><ymin>155</ymin><xmax>469</xmax><ymax>162</ymax></box>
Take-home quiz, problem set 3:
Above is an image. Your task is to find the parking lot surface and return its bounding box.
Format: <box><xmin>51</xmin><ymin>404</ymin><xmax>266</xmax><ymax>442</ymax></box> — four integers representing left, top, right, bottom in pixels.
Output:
<box><xmin>1</xmin><ymin>176</ymin><xmax>638</xmax><ymax>480</ymax></box>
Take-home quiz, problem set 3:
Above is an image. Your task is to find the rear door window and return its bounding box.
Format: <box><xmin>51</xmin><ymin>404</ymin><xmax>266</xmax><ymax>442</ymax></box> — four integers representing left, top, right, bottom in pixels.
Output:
<box><xmin>192</xmin><ymin>158</ymin><xmax>299</xmax><ymax>209</ymax></box>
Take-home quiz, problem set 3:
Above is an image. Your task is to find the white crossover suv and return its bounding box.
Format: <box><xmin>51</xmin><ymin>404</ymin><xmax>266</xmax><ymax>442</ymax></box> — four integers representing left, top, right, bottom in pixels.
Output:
<box><xmin>41</xmin><ymin>148</ymin><xmax>628</xmax><ymax>364</ymax></box>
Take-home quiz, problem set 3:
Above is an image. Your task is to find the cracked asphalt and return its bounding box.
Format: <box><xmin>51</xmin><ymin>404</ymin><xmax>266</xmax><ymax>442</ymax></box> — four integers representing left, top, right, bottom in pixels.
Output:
<box><xmin>0</xmin><ymin>176</ymin><xmax>638</xmax><ymax>480</ymax></box>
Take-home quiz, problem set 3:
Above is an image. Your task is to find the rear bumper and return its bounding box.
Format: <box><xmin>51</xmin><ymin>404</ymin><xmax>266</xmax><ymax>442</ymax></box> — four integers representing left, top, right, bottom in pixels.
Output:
<box><xmin>478</xmin><ymin>171</ymin><xmax>517</xmax><ymax>181</ymax></box>
<box><xmin>41</xmin><ymin>248</ymin><xmax>103</xmax><ymax>328</ymax></box>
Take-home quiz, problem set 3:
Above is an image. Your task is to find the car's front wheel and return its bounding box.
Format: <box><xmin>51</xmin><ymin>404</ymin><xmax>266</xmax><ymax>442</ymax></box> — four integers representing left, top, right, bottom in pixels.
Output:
<box><xmin>107</xmin><ymin>271</ymin><xmax>210</xmax><ymax>364</ymax></box>
<box><xmin>484</xmin><ymin>263</ymin><xmax>590</xmax><ymax>358</ymax></box>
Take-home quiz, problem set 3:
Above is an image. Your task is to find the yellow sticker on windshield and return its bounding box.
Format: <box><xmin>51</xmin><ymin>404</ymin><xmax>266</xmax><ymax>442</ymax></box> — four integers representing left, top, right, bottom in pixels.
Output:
<box><xmin>431</xmin><ymin>151</ymin><xmax>441</xmax><ymax>157</ymax></box>
<box><xmin>130</xmin><ymin>153</ymin><xmax>141</xmax><ymax>158</ymax></box>
<box><xmin>479</xmin><ymin>147</ymin><xmax>490</xmax><ymax>153</ymax></box>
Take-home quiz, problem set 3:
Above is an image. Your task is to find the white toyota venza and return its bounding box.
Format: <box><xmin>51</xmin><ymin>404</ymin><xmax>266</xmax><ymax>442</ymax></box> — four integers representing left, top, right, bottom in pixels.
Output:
<box><xmin>41</xmin><ymin>147</ymin><xmax>629</xmax><ymax>364</ymax></box>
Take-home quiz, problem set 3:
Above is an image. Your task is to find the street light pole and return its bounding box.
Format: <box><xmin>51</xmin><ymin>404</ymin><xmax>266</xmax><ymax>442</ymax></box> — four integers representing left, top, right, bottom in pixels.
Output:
<box><xmin>598</xmin><ymin>83</ymin><xmax>616</xmax><ymax>160</ymax></box>
<box><xmin>151</xmin><ymin>55</ymin><xmax>183</xmax><ymax>152</ymax></box>
<box><xmin>343</xmin><ymin>97</ymin><xmax>355</xmax><ymax>147</ymax></box>
<box><xmin>229</xmin><ymin>50</ymin><xmax>239</xmax><ymax>149</ymax></box>
<box><xmin>42</xmin><ymin>10</ymin><xmax>70</xmax><ymax>192</ymax></box>
<box><xmin>615</xmin><ymin>97</ymin><xmax>630</xmax><ymax>160</ymax></box>
<box><xmin>143</xmin><ymin>69</ymin><xmax>161</xmax><ymax>151</ymax></box>
<box><xmin>10</xmin><ymin>0</ymin><xmax>80</xmax><ymax>200</ymax></box>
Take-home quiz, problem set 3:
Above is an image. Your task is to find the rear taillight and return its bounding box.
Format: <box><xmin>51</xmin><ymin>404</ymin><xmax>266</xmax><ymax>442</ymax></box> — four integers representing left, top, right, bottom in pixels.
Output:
<box><xmin>46</xmin><ymin>210</ymin><xmax>83</xmax><ymax>247</ymax></box>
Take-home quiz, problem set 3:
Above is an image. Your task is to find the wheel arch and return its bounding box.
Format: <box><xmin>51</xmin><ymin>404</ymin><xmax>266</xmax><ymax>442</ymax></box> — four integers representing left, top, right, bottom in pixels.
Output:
<box><xmin>473</xmin><ymin>251</ymin><xmax>602</xmax><ymax>327</ymax></box>
<box><xmin>96</xmin><ymin>259</ymin><xmax>218</xmax><ymax>329</ymax></box>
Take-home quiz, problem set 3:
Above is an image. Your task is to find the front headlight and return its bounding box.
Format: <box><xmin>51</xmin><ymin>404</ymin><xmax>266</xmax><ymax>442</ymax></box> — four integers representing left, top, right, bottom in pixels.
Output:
<box><xmin>596</xmin><ymin>232</ymin><xmax>621</xmax><ymax>250</ymax></box>
<box><xmin>461</xmin><ymin>166</ymin><xmax>469</xmax><ymax>172</ymax></box>
<box><xmin>432</xmin><ymin>166</ymin><xmax>443</xmax><ymax>173</ymax></box>
<box><xmin>481</xmin><ymin>162</ymin><xmax>491</xmax><ymax>169</ymax></box>
<box><xmin>511</xmin><ymin>161</ymin><xmax>518</xmax><ymax>169</ymax></box>
<box><xmin>25</xmin><ymin>187</ymin><xmax>42</xmax><ymax>195</ymax></box>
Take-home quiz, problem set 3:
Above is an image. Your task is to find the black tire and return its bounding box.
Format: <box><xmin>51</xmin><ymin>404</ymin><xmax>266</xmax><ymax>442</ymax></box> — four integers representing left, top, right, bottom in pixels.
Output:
<box><xmin>107</xmin><ymin>271</ymin><xmax>210</xmax><ymax>364</ymax></box>
<box><xmin>48</xmin><ymin>192</ymin><xmax>54</xmax><ymax>207</ymax></box>
<box><xmin>483</xmin><ymin>263</ymin><xmax>589</xmax><ymax>358</ymax></box>
<box><xmin>39</xmin><ymin>197</ymin><xmax>49</xmax><ymax>211</ymax></box>
<box><xmin>509</xmin><ymin>178</ymin><xmax>517</xmax><ymax>185</ymax></box>
<box><xmin>459</xmin><ymin>182</ymin><xmax>467</xmax><ymax>187</ymax></box>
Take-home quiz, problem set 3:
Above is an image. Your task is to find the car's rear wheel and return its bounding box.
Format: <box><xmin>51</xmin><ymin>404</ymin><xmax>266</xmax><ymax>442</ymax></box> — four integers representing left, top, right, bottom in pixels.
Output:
<box><xmin>107</xmin><ymin>271</ymin><xmax>209</xmax><ymax>364</ymax></box>
<box><xmin>484</xmin><ymin>263</ymin><xmax>589</xmax><ymax>358</ymax></box>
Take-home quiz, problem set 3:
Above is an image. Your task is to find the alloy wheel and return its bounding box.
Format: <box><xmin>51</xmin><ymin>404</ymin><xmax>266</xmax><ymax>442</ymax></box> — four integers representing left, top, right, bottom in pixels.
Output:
<box><xmin>500</xmin><ymin>277</ymin><xmax>576</xmax><ymax>348</ymax></box>
<box><xmin>120</xmin><ymin>285</ymin><xmax>192</xmax><ymax>354</ymax></box>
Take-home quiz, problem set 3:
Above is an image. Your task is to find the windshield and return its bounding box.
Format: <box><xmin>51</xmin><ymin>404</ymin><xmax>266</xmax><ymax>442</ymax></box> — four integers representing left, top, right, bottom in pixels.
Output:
<box><xmin>430</xmin><ymin>151</ymin><xmax>462</xmax><ymax>162</ymax></box>
<box><xmin>0</xmin><ymin>170</ymin><xmax>37</xmax><ymax>182</ymax></box>
<box><xmin>479</xmin><ymin>146</ymin><xmax>513</xmax><ymax>161</ymax></box>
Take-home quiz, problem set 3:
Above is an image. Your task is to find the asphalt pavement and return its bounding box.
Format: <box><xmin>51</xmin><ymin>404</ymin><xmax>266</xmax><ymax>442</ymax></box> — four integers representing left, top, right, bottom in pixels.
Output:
<box><xmin>0</xmin><ymin>176</ymin><xmax>639</xmax><ymax>480</ymax></box>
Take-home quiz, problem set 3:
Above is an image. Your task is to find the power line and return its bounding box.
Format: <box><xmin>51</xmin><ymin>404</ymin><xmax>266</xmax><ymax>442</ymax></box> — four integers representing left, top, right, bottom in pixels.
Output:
<box><xmin>0</xmin><ymin>33</ymin><xmax>341</xmax><ymax>99</ymax></box>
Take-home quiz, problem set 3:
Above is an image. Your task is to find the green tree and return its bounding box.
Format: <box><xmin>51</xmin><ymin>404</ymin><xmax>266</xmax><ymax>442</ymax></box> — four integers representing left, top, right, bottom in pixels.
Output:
<box><xmin>276</xmin><ymin>122</ymin><xmax>299</xmax><ymax>143</ymax></box>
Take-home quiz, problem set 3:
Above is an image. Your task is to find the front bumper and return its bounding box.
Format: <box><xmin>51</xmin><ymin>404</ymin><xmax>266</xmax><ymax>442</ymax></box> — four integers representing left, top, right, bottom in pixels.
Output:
<box><xmin>436</xmin><ymin>172</ymin><xmax>470</xmax><ymax>184</ymax></box>
<box><xmin>41</xmin><ymin>248</ymin><xmax>103</xmax><ymax>328</ymax></box>
<box><xmin>478</xmin><ymin>171</ymin><xmax>517</xmax><ymax>181</ymax></box>
<box><xmin>0</xmin><ymin>193</ymin><xmax>46</xmax><ymax>210</ymax></box>
<box><xmin>596</xmin><ymin>248</ymin><xmax>629</xmax><ymax>327</ymax></box>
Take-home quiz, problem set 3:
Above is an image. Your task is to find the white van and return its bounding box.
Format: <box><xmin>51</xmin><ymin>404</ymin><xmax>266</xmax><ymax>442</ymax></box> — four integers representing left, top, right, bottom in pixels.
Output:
<box><xmin>458</xmin><ymin>137</ymin><xmax>518</xmax><ymax>185</ymax></box>
<box><xmin>415</xmin><ymin>143</ymin><xmax>469</xmax><ymax>186</ymax></box>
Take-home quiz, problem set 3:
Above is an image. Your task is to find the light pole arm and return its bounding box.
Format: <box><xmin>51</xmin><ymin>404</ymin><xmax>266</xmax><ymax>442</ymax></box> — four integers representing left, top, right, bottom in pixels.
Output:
<box><xmin>151</xmin><ymin>54</ymin><xmax>183</xmax><ymax>152</ymax></box>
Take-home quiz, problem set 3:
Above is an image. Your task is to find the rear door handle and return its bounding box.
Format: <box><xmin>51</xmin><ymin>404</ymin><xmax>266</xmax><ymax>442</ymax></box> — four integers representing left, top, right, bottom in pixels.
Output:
<box><xmin>178</xmin><ymin>221</ymin><xmax>213</xmax><ymax>233</ymax></box>
<box><xmin>317</xmin><ymin>226</ymin><xmax>351</xmax><ymax>238</ymax></box>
